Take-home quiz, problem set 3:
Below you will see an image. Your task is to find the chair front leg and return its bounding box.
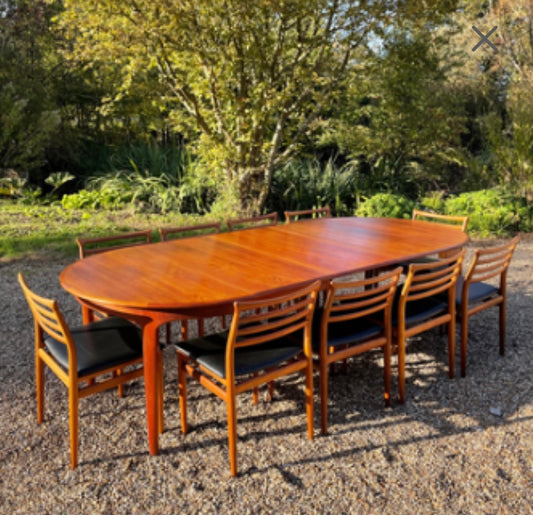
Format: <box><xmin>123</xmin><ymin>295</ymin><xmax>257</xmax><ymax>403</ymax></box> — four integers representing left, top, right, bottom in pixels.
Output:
<box><xmin>68</xmin><ymin>386</ymin><xmax>79</xmax><ymax>469</ymax></box>
<box><xmin>383</xmin><ymin>344</ymin><xmax>391</xmax><ymax>408</ymax></box>
<box><xmin>36</xmin><ymin>356</ymin><xmax>45</xmax><ymax>424</ymax></box>
<box><xmin>305</xmin><ymin>359</ymin><xmax>314</xmax><ymax>441</ymax></box>
<box><xmin>177</xmin><ymin>354</ymin><xmax>188</xmax><ymax>434</ymax></box>
<box><xmin>227</xmin><ymin>389</ymin><xmax>238</xmax><ymax>477</ymax></box>
<box><xmin>114</xmin><ymin>368</ymin><xmax>124</xmax><ymax>398</ymax></box>
<box><xmin>447</xmin><ymin>317</ymin><xmax>455</xmax><ymax>379</ymax></box>
<box><xmin>397</xmin><ymin>330</ymin><xmax>406</xmax><ymax>404</ymax></box>
<box><xmin>460</xmin><ymin>312</ymin><xmax>469</xmax><ymax>378</ymax></box>
<box><xmin>499</xmin><ymin>300</ymin><xmax>506</xmax><ymax>356</ymax></box>
<box><xmin>319</xmin><ymin>357</ymin><xmax>329</xmax><ymax>435</ymax></box>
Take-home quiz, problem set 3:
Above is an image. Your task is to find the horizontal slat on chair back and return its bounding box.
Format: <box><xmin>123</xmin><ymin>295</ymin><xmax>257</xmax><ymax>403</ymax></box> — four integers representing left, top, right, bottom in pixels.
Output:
<box><xmin>325</xmin><ymin>267</ymin><xmax>402</xmax><ymax>324</ymax></box>
<box><xmin>76</xmin><ymin>230</ymin><xmax>152</xmax><ymax>258</ymax></box>
<box><xmin>412</xmin><ymin>210</ymin><xmax>469</xmax><ymax>232</ymax></box>
<box><xmin>230</xmin><ymin>281</ymin><xmax>320</xmax><ymax>348</ymax></box>
<box><xmin>285</xmin><ymin>206</ymin><xmax>331</xmax><ymax>223</ymax></box>
<box><xmin>18</xmin><ymin>273</ymin><xmax>71</xmax><ymax>346</ymax></box>
<box><xmin>226</xmin><ymin>212</ymin><xmax>278</xmax><ymax>231</ymax></box>
<box><xmin>159</xmin><ymin>222</ymin><xmax>221</xmax><ymax>241</ymax></box>
<box><xmin>404</xmin><ymin>250</ymin><xmax>465</xmax><ymax>302</ymax></box>
<box><xmin>467</xmin><ymin>236</ymin><xmax>519</xmax><ymax>285</ymax></box>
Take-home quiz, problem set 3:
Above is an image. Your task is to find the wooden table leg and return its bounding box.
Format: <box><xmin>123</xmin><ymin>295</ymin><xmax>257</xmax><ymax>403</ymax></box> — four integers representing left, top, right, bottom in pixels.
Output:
<box><xmin>143</xmin><ymin>320</ymin><xmax>160</xmax><ymax>455</ymax></box>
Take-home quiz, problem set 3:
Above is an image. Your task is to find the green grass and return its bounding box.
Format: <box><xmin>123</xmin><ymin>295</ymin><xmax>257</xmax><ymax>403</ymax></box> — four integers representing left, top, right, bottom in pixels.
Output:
<box><xmin>0</xmin><ymin>200</ymin><xmax>221</xmax><ymax>261</ymax></box>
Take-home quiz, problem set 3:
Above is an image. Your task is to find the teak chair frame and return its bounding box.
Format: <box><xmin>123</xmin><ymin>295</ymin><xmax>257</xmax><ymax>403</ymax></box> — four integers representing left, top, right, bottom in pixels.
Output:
<box><xmin>412</xmin><ymin>209</ymin><xmax>469</xmax><ymax>233</ymax></box>
<box><xmin>394</xmin><ymin>249</ymin><xmax>465</xmax><ymax>403</ymax></box>
<box><xmin>412</xmin><ymin>210</ymin><xmax>468</xmax><ymax>258</ymax></box>
<box><xmin>459</xmin><ymin>236</ymin><xmax>519</xmax><ymax>377</ymax></box>
<box><xmin>226</xmin><ymin>212</ymin><xmax>278</xmax><ymax>231</ymax></box>
<box><xmin>177</xmin><ymin>280</ymin><xmax>321</xmax><ymax>476</ymax></box>
<box><xmin>284</xmin><ymin>206</ymin><xmax>331</xmax><ymax>223</ymax></box>
<box><xmin>18</xmin><ymin>273</ymin><xmax>145</xmax><ymax>469</ymax></box>
<box><xmin>76</xmin><ymin>229</ymin><xmax>152</xmax><ymax>258</ymax></box>
<box><xmin>159</xmin><ymin>222</ymin><xmax>221</xmax><ymax>242</ymax></box>
<box><xmin>75</xmin><ymin>229</ymin><xmax>153</xmax><ymax>397</ymax></box>
<box><xmin>318</xmin><ymin>266</ymin><xmax>402</xmax><ymax>434</ymax></box>
<box><xmin>76</xmin><ymin>230</ymin><xmax>152</xmax><ymax>325</ymax></box>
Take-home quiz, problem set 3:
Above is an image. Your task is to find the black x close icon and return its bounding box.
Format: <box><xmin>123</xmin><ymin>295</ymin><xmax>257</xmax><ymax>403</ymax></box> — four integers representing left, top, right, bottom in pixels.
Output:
<box><xmin>472</xmin><ymin>25</ymin><xmax>498</xmax><ymax>52</ymax></box>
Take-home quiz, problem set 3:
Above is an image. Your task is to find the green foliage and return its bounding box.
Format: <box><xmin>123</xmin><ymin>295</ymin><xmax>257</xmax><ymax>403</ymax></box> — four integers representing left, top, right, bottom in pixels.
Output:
<box><xmin>61</xmin><ymin>171</ymin><xmax>183</xmax><ymax>213</ymax></box>
<box><xmin>0</xmin><ymin>176</ymin><xmax>27</xmax><ymax>197</ymax></box>
<box><xmin>57</xmin><ymin>0</ymin><xmax>457</xmax><ymax>212</ymax></box>
<box><xmin>267</xmin><ymin>159</ymin><xmax>356</xmax><ymax>216</ymax></box>
<box><xmin>0</xmin><ymin>2</ymin><xmax>64</xmax><ymax>178</ymax></box>
<box><xmin>44</xmin><ymin>171</ymin><xmax>75</xmax><ymax>197</ymax></box>
<box><xmin>0</xmin><ymin>83</ymin><xmax>60</xmax><ymax>176</ymax></box>
<box><xmin>445</xmin><ymin>188</ymin><xmax>531</xmax><ymax>236</ymax></box>
<box><xmin>355</xmin><ymin>193</ymin><xmax>414</xmax><ymax>219</ymax></box>
<box><xmin>419</xmin><ymin>191</ymin><xmax>446</xmax><ymax>212</ymax></box>
<box><xmin>320</xmin><ymin>27</ymin><xmax>468</xmax><ymax>199</ymax></box>
<box><xmin>59</xmin><ymin>140</ymin><xmax>206</xmax><ymax>214</ymax></box>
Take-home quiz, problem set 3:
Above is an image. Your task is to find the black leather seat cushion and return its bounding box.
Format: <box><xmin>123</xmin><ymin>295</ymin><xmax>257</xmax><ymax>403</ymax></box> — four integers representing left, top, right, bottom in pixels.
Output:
<box><xmin>176</xmin><ymin>332</ymin><xmax>302</xmax><ymax>378</ymax></box>
<box><xmin>312</xmin><ymin>308</ymin><xmax>383</xmax><ymax>351</ymax></box>
<box><xmin>44</xmin><ymin>317</ymin><xmax>143</xmax><ymax>377</ymax></box>
<box><xmin>455</xmin><ymin>276</ymin><xmax>498</xmax><ymax>306</ymax></box>
<box><xmin>392</xmin><ymin>289</ymin><xmax>448</xmax><ymax>328</ymax></box>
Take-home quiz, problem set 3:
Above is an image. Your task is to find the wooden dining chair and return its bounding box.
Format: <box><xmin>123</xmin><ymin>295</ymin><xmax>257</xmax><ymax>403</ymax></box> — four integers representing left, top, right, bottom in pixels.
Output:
<box><xmin>393</xmin><ymin>249</ymin><xmax>465</xmax><ymax>403</ymax></box>
<box><xmin>76</xmin><ymin>229</ymin><xmax>156</xmax><ymax>400</ymax></box>
<box><xmin>76</xmin><ymin>229</ymin><xmax>152</xmax><ymax>258</ymax></box>
<box><xmin>457</xmin><ymin>236</ymin><xmax>519</xmax><ymax>377</ymax></box>
<box><xmin>226</xmin><ymin>212</ymin><xmax>278</xmax><ymax>231</ymax></box>
<box><xmin>378</xmin><ymin>210</ymin><xmax>468</xmax><ymax>279</ymax></box>
<box><xmin>18</xmin><ymin>273</ymin><xmax>145</xmax><ymax>468</ymax></box>
<box><xmin>76</xmin><ymin>230</ymin><xmax>153</xmax><ymax>324</ymax></box>
<box><xmin>412</xmin><ymin>210</ymin><xmax>469</xmax><ymax>259</ymax></box>
<box><xmin>316</xmin><ymin>267</ymin><xmax>402</xmax><ymax>434</ymax></box>
<box><xmin>159</xmin><ymin>222</ymin><xmax>223</xmax><ymax>343</ymax></box>
<box><xmin>159</xmin><ymin>222</ymin><xmax>221</xmax><ymax>242</ymax></box>
<box><xmin>175</xmin><ymin>280</ymin><xmax>321</xmax><ymax>476</ymax></box>
<box><xmin>284</xmin><ymin>206</ymin><xmax>331</xmax><ymax>223</ymax></box>
<box><xmin>413</xmin><ymin>209</ymin><xmax>469</xmax><ymax>232</ymax></box>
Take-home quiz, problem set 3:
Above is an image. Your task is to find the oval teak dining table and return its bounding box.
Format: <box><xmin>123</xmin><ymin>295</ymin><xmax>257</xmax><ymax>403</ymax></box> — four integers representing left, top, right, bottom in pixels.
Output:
<box><xmin>60</xmin><ymin>217</ymin><xmax>468</xmax><ymax>456</ymax></box>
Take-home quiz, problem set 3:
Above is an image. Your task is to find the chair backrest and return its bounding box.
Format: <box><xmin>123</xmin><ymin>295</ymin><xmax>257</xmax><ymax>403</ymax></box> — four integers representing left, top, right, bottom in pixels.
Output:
<box><xmin>76</xmin><ymin>230</ymin><xmax>152</xmax><ymax>258</ymax></box>
<box><xmin>159</xmin><ymin>222</ymin><xmax>221</xmax><ymax>241</ymax></box>
<box><xmin>226</xmin><ymin>281</ymin><xmax>321</xmax><ymax>359</ymax></box>
<box><xmin>285</xmin><ymin>206</ymin><xmax>331</xmax><ymax>223</ymax></box>
<box><xmin>463</xmin><ymin>236</ymin><xmax>519</xmax><ymax>288</ymax></box>
<box><xmin>401</xmin><ymin>249</ymin><xmax>466</xmax><ymax>307</ymax></box>
<box><xmin>18</xmin><ymin>273</ymin><xmax>75</xmax><ymax>365</ymax></box>
<box><xmin>412</xmin><ymin>209</ymin><xmax>468</xmax><ymax>233</ymax></box>
<box><xmin>226</xmin><ymin>212</ymin><xmax>278</xmax><ymax>231</ymax></box>
<box><xmin>323</xmin><ymin>266</ymin><xmax>402</xmax><ymax>331</ymax></box>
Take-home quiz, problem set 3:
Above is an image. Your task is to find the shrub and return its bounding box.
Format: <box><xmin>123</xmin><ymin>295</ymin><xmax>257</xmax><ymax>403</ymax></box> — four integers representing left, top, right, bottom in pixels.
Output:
<box><xmin>444</xmin><ymin>188</ymin><xmax>531</xmax><ymax>236</ymax></box>
<box><xmin>355</xmin><ymin>192</ymin><xmax>415</xmax><ymax>219</ymax></box>
<box><xmin>419</xmin><ymin>191</ymin><xmax>446</xmax><ymax>212</ymax></box>
<box><xmin>267</xmin><ymin>158</ymin><xmax>356</xmax><ymax>216</ymax></box>
<box><xmin>61</xmin><ymin>170</ymin><xmax>186</xmax><ymax>213</ymax></box>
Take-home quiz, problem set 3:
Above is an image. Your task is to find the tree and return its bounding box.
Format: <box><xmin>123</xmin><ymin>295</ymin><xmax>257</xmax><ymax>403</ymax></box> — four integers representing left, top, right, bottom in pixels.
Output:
<box><xmin>458</xmin><ymin>0</ymin><xmax>533</xmax><ymax>198</ymax></box>
<box><xmin>54</xmin><ymin>0</ymin><xmax>458</xmax><ymax>213</ymax></box>
<box><xmin>0</xmin><ymin>1</ymin><xmax>61</xmax><ymax>180</ymax></box>
<box><xmin>490</xmin><ymin>0</ymin><xmax>533</xmax><ymax>198</ymax></box>
<box><xmin>318</xmin><ymin>24</ymin><xmax>470</xmax><ymax>198</ymax></box>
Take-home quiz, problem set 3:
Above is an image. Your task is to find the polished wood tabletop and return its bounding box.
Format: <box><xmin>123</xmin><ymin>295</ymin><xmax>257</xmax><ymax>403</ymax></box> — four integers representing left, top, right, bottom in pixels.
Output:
<box><xmin>61</xmin><ymin>217</ymin><xmax>468</xmax><ymax>314</ymax></box>
<box><xmin>59</xmin><ymin>216</ymin><xmax>468</xmax><ymax>457</ymax></box>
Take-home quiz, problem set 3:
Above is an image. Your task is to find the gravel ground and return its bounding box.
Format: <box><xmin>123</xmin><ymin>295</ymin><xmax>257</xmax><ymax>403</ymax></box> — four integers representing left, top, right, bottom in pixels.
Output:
<box><xmin>1</xmin><ymin>238</ymin><xmax>532</xmax><ymax>514</ymax></box>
